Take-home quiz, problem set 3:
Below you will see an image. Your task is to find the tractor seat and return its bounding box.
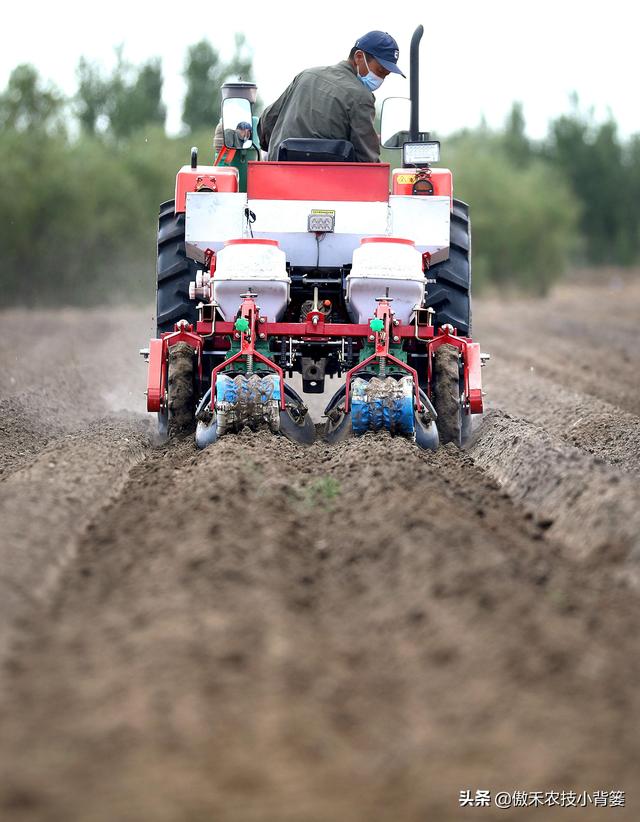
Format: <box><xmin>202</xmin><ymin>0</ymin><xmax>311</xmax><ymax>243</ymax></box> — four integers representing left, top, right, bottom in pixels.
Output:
<box><xmin>276</xmin><ymin>138</ymin><xmax>355</xmax><ymax>163</ymax></box>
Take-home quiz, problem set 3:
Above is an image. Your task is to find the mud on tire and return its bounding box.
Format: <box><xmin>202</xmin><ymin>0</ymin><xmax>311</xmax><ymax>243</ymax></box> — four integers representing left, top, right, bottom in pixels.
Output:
<box><xmin>156</xmin><ymin>200</ymin><xmax>198</xmax><ymax>336</ymax></box>
<box><xmin>167</xmin><ymin>343</ymin><xmax>196</xmax><ymax>434</ymax></box>
<box><xmin>432</xmin><ymin>344</ymin><xmax>468</xmax><ymax>447</ymax></box>
<box><xmin>427</xmin><ymin>199</ymin><xmax>471</xmax><ymax>337</ymax></box>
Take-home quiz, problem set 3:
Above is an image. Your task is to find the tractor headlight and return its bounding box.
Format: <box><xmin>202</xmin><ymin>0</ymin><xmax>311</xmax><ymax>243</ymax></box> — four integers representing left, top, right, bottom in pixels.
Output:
<box><xmin>403</xmin><ymin>141</ymin><xmax>441</xmax><ymax>166</ymax></box>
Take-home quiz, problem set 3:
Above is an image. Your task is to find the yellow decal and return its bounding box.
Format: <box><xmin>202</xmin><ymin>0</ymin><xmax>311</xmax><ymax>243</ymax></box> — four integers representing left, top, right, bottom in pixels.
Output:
<box><xmin>310</xmin><ymin>209</ymin><xmax>336</xmax><ymax>215</ymax></box>
<box><xmin>396</xmin><ymin>174</ymin><xmax>417</xmax><ymax>185</ymax></box>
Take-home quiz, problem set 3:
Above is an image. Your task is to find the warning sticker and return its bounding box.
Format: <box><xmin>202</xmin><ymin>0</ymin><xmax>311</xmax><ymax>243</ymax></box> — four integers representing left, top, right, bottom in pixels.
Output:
<box><xmin>310</xmin><ymin>209</ymin><xmax>336</xmax><ymax>216</ymax></box>
<box><xmin>396</xmin><ymin>174</ymin><xmax>417</xmax><ymax>185</ymax></box>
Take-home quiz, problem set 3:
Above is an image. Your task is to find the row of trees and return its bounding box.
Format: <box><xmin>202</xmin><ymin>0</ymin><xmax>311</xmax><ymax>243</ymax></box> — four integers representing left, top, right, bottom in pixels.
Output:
<box><xmin>0</xmin><ymin>43</ymin><xmax>638</xmax><ymax>306</ymax></box>
<box><xmin>0</xmin><ymin>40</ymin><xmax>255</xmax><ymax>305</ymax></box>
<box><xmin>436</xmin><ymin>96</ymin><xmax>640</xmax><ymax>291</ymax></box>
<box><xmin>443</xmin><ymin>96</ymin><xmax>640</xmax><ymax>293</ymax></box>
<box><xmin>501</xmin><ymin>97</ymin><xmax>640</xmax><ymax>266</ymax></box>
<box><xmin>0</xmin><ymin>36</ymin><xmax>252</xmax><ymax>139</ymax></box>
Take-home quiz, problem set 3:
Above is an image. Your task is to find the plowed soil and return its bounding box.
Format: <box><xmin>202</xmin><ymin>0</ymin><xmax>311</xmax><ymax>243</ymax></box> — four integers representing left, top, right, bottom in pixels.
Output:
<box><xmin>1</xmin><ymin>279</ymin><xmax>639</xmax><ymax>821</ymax></box>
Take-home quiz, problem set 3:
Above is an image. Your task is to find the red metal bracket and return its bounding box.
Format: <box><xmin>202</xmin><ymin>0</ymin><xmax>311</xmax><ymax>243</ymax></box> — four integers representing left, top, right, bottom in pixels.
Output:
<box><xmin>147</xmin><ymin>307</ymin><xmax>482</xmax><ymax>419</ymax></box>
<box><xmin>427</xmin><ymin>327</ymin><xmax>483</xmax><ymax>414</ymax></box>
<box><xmin>304</xmin><ymin>309</ymin><xmax>327</xmax><ymax>337</ymax></box>
<box><xmin>210</xmin><ymin>294</ymin><xmax>285</xmax><ymax>410</ymax></box>
<box><xmin>194</xmin><ymin>175</ymin><xmax>218</xmax><ymax>192</ymax></box>
<box><xmin>343</xmin><ymin>299</ymin><xmax>423</xmax><ymax>413</ymax></box>
<box><xmin>344</xmin><ymin>351</ymin><xmax>423</xmax><ymax>413</ymax></box>
<box><xmin>146</xmin><ymin>322</ymin><xmax>203</xmax><ymax>413</ymax></box>
<box><xmin>204</xmin><ymin>248</ymin><xmax>216</xmax><ymax>273</ymax></box>
<box><xmin>146</xmin><ymin>338</ymin><xmax>164</xmax><ymax>412</ymax></box>
<box><xmin>195</xmin><ymin>319</ymin><xmax>436</xmax><ymax>340</ymax></box>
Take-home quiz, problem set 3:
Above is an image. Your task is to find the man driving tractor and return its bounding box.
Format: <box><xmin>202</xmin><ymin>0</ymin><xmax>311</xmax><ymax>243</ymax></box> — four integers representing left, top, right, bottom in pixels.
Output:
<box><xmin>257</xmin><ymin>31</ymin><xmax>405</xmax><ymax>163</ymax></box>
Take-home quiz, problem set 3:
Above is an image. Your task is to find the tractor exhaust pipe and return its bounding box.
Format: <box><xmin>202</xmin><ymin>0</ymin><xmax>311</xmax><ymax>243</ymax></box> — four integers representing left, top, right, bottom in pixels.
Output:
<box><xmin>409</xmin><ymin>25</ymin><xmax>424</xmax><ymax>141</ymax></box>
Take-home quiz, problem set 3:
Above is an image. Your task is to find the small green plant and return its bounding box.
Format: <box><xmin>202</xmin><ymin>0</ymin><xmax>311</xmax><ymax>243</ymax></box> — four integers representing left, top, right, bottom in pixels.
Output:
<box><xmin>304</xmin><ymin>476</ymin><xmax>341</xmax><ymax>510</ymax></box>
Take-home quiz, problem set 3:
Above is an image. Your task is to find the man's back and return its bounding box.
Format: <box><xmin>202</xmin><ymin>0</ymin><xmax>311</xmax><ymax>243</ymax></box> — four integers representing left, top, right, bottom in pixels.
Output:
<box><xmin>259</xmin><ymin>61</ymin><xmax>379</xmax><ymax>163</ymax></box>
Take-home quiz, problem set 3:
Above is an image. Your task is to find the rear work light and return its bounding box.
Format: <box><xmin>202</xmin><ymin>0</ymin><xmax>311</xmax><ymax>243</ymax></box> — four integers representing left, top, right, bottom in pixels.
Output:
<box><xmin>308</xmin><ymin>210</ymin><xmax>335</xmax><ymax>233</ymax></box>
<box><xmin>403</xmin><ymin>141</ymin><xmax>440</xmax><ymax>166</ymax></box>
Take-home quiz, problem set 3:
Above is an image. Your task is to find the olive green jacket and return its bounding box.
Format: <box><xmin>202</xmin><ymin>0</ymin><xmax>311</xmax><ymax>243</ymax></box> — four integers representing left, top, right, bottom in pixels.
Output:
<box><xmin>223</xmin><ymin>128</ymin><xmax>246</xmax><ymax>148</ymax></box>
<box><xmin>258</xmin><ymin>60</ymin><xmax>380</xmax><ymax>163</ymax></box>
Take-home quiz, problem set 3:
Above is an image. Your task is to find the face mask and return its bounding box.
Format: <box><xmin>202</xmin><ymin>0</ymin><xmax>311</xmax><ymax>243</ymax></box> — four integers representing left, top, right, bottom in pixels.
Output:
<box><xmin>358</xmin><ymin>54</ymin><xmax>384</xmax><ymax>92</ymax></box>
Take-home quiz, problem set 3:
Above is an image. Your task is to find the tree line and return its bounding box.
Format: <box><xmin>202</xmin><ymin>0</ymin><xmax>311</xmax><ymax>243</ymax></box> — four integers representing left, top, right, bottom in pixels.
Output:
<box><xmin>0</xmin><ymin>37</ymin><xmax>252</xmax><ymax>138</ymax></box>
<box><xmin>0</xmin><ymin>39</ymin><xmax>252</xmax><ymax>305</ymax></box>
<box><xmin>0</xmin><ymin>42</ymin><xmax>638</xmax><ymax>306</ymax></box>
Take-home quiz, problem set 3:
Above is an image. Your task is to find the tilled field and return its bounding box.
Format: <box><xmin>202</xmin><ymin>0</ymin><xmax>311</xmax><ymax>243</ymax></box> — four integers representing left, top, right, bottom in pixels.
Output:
<box><xmin>0</xmin><ymin>281</ymin><xmax>639</xmax><ymax>821</ymax></box>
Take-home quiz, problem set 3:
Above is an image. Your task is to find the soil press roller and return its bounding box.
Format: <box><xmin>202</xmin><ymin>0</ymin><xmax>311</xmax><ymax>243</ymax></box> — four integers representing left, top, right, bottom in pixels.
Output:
<box><xmin>142</xmin><ymin>26</ymin><xmax>486</xmax><ymax>449</ymax></box>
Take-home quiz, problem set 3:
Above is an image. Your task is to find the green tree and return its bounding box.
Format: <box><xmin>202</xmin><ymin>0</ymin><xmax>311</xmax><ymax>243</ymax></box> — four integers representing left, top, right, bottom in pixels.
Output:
<box><xmin>75</xmin><ymin>50</ymin><xmax>166</xmax><ymax>139</ymax></box>
<box><xmin>182</xmin><ymin>34</ymin><xmax>254</xmax><ymax>133</ymax></box>
<box><xmin>0</xmin><ymin>64</ymin><xmax>64</xmax><ymax>133</ymax></box>
<box><xmin>76</xmin><ymin>57</ymin><xmax>109</xmax><ymax>135</ymax></box>
<box><xmin>503</xmin><ymin>101</ymin><xmax>531</xmax><ymax>165</ymax></box>
<box><xmin>446</xmin><ymin>130</ymin><xmax>580</xmax><ymax>294</ymax></box>
<box><xmin>108</xmin><ymin>54</ymin><xmax>166</xmax><ymax>139</ymax></box>
<box><xmin>622</xmin><ymin>133</ymin><xmax>640</xmax><ymax>263</ymax></box>
<box><xmin>545</xmin><ymin>96</ymin><xmax>636</xmax><ymax>264</ymax></box>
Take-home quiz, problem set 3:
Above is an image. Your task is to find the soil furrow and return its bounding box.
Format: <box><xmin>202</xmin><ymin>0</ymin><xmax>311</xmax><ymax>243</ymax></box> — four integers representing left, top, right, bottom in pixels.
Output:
<box><xmin>0</xmin><ymin>280</ymin><xmax>639</xmax><ymax>820</ymax></box>
<box><xmin>0</xmin><ymin>417</ymin><xmax>151</xmax><ymax>661</ymax></box>
<box><xmin>468</xmin><ymin>410</ymin><xmax>640</xmax><ymax>567</ymax></box>
<box><xmin>480</xmin><ymin>362</ymin><xmax>640</xmax><ymax>474</ymax></box>
<box><xmin>475</xmin><ymin>281</ymin><xmax>640</xmax><ymax>416</ymax></box>
<box><xmin>0</xmin><ymin>431</ymin><xmax>638</xmax><ymax>820</ymax></box>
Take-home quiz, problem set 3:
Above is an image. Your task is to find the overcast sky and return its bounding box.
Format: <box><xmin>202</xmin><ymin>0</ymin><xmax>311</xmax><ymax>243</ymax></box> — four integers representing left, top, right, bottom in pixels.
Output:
<box><xmin>1</xmin><ymin>0</ymin><xmax>637</xmax><ymax>139</ymax></box>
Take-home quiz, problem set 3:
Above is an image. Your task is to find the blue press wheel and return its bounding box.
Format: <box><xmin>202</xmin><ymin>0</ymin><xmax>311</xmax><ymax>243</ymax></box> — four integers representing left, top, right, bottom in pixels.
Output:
<box><xmin>350</xmin><ymin>376</ymin><xmax>415</xmax><ymax>437</ymax></box>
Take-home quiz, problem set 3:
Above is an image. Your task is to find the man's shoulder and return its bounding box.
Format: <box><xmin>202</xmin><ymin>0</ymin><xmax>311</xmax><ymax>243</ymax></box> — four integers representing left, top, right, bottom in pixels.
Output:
<box><xmin>297</xmin><ymin>61</ymin><xmax>372</xmax><ymax>102</ymax></box>
<box><xmin>301</xmin><ymin>60</ymin><xmax>351</xmax><ymax>75</ymax></box>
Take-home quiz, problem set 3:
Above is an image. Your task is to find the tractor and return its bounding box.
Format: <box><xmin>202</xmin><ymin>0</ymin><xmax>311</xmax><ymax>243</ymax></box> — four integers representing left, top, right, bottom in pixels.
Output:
<box><xmin>142</xmin><ymin>26</ymin><xmax>485</xmax><ymax>450</ymax></box>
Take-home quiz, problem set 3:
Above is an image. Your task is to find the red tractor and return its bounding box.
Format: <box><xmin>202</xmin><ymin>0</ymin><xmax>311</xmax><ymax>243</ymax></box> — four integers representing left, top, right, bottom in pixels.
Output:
<box><xmin>143</xmin><ymin>26</ymin><xmax>484</xmax><ymax>450</ymax></box>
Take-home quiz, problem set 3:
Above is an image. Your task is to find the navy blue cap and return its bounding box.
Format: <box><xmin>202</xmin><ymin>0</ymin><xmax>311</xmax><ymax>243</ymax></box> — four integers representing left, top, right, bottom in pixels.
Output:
<box><xmin>236</xmin><ymin>121</ymin><xmax>252</xmax><ymax>130</ymax></box>
<box><xmin>354</xmin><ymin>31</ymin><xmax>405</xmax><ymax>77</ymax></box>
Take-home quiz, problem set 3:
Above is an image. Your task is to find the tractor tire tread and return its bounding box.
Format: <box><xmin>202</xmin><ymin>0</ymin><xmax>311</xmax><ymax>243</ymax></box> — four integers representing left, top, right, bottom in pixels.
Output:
<box><xmin>427</xmin><ymin>198</ymin><xmax>472</xmax><ymax>336</ymax></box>
<box><xmin>156</xmin><ymin>200</ymin><xmax>198</xmax><ymax>335</ymax></box>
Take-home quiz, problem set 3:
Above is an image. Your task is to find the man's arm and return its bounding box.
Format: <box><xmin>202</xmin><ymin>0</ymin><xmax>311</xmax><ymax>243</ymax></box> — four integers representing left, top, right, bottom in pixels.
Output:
<box><xmin>257</xmin><ymin>76</ymin><xmax>299</xmax><ymax>152</ymax></box>
<box><xmin>213</xmin><ymin>121</ymin><xmax>223</xmax><ymax>152</ymax></box>
<box><xmin>223</xmin><ymin>128</ymin><xmax>239</xmax><ymax>148</ymax></box>
<box><xmin>348</xmin><ymin>96</ymin><xmax>380</xmax><ymax>163</ymax></box>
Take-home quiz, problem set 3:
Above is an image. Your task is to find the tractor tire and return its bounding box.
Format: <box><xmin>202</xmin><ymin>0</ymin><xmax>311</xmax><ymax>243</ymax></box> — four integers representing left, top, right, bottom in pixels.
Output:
<box><xmin>156</xmin><ymin>200</ymin><xmax>198</xmax><ymax>336</ymax></box>
<box><xmin>426</xmin><ymin>199</ymin><xmax>472</xmax><ymax>336</ymax></box>
<box><xmin>432</xmin><ymin>344</ymin><xmax>469</xmax><ymax>447</ymax></box>
<box><xmin>166</xmin><ymin>342</ymin><xmax>196</xmax><ymax>435</ymax></box>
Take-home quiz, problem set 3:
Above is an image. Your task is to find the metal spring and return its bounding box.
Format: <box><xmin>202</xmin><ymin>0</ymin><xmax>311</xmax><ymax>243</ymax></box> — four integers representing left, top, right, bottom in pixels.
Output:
<box><xmin>378</xmin><ymin>356</ymin><xmax>386</xmax><ymax>378</ymax></box>
<box><xmin>246</xmin><ymin>354</ymin><xmax>254</xmax><ymax>375</ymax></box>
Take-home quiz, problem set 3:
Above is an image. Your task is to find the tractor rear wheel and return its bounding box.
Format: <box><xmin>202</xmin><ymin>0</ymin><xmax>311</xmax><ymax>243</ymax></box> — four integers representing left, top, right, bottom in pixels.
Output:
<box><xmin>166</xmin><ymin>343</ymin><xmax>196</xmax><ymax>435</ymax></box>
<box><xmin>432</xmin><ymin>344</ymin><xmax>470</xmax><ymax>447</ymax></box>
<box><xmin>156</xmin><ymin>200</ymin><xmax>198</xmax><ymax>335</ymax></box>
<box><xmin>426</xmin><ymin>199</ymin><xmax>472</xmax><ymax>336</ymax></box>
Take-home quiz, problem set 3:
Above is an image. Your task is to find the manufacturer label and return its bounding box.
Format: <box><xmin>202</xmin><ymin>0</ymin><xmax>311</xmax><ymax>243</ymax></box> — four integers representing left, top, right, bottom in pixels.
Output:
<box><xmin>310</xmin><ymin>209</ymin><xmax>336</xmax><ymax>216</ymax></box>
